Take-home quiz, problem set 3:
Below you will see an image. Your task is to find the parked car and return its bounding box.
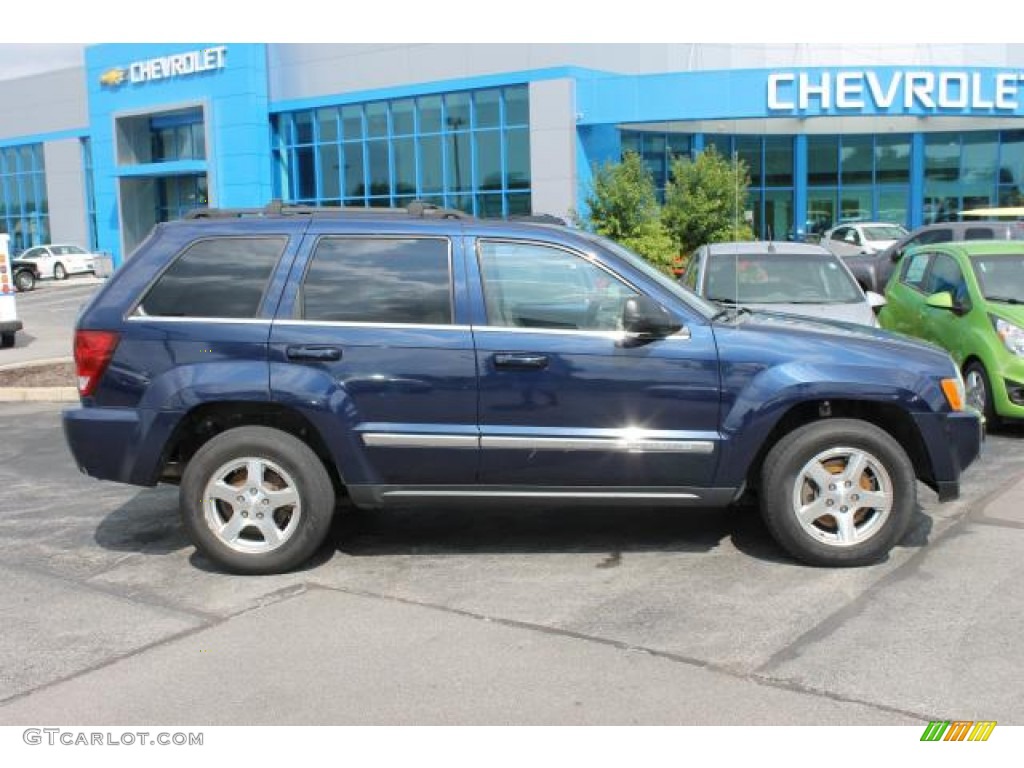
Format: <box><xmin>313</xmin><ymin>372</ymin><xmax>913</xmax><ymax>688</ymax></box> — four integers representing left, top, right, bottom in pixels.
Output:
<box><xmin>879</xmin><ymin>240</ymin><xmax>1024</xmax><ymax>427</ymax></box>
<box><xmin>16</xmin><ymin>244</ymin><xmax>97</xmax><ymax>280</ymax></box>
<box><xmin>680</xmin><ymin>241</ymin><xmax>885</xmax><ymax>326</ymax></box>
<box><xmin>844</xmin><ymin>220</ymin><xmax>1024</xmax><ymax>294</ymax></box>
<box><xmin>64</xmin><ymin>202</ymin><xmax>981</xmax><ymax>574</ymax></box>
<box><xmin>821</xmin><ymin>222</ymin><xmax>908</xmax><ymax>258</ymax></box>
<box><xmin>11</xmin><ymin>256</ymin><xmax>41</xmax><ymax>292</ymax></box>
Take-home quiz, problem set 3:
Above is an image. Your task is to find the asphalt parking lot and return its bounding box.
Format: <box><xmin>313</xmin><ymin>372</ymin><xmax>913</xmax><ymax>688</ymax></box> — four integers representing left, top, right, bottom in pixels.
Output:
<box><xmin>0</xmin><ymin>280</ymin><xmax>1022</xmax><ymax>725</ymax></box>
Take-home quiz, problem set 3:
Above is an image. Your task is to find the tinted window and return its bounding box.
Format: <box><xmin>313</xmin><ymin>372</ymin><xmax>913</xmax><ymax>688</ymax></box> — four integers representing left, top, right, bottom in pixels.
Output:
<box><xmin>301</xmin><ymin>237</ymin><xmax>451</xmax><ymax>324</ymax></box>
<box><xmin>139</xmin><ymin>237</ymin><xmax>285</xmax><ymax>318</ymax></box>
<box><xmin>915</xmin><ymin>229</ymin><xmax>954</xmax><ymax>246</ymax></box>
<box><xmin>964</xmin><ymin>227</ymin><xmax>995</xmax><ymax>241</ymax></box>
<box><xmin>478</xmin><ymin>240</ymin><xmax>637</xmax><ymax>330</ymax></box>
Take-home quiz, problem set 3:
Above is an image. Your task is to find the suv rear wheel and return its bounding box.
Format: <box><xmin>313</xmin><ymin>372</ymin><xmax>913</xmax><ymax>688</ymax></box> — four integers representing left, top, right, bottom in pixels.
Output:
<box><xmin>760</xmin><ymin>419</ymin><xmax>915</xmax><ymax>566</ymax></box>
<box><xmin>180</xmin><ymin>426</ymin><xmax>336</xmax><ymax>574</ymax></box>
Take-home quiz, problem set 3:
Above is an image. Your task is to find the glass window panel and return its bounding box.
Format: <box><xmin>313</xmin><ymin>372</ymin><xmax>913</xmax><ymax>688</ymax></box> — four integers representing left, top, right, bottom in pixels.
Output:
<box><xmin>736</xmin><ymin>136</ymin><xmax>761</xmax><ymax>187</ymax></box>
<box><xmin>667</xmin><ymin>133</ymin><xmax>692</xmax><ymax>158</ymax></box>
<box><xmin>447</xmin><ymin>194</ymin><xmax>473</xmax><ymax>215</ymax></box>
<box><xmin>294</xmin><ymin>146</ymin><xmax>315</xmax><ymax>200</ymax></box>
<box><xmin>419</xmin><ymin>135</ymin><xmax>443</xmax><ymax>193</ymax></box>
<box><xmin>392</xmin><ymin>99</ymin><xmax>415</xmax><ymax>135</ymax></box>
<box><xmin>962</xmin><ymin>132</ymin><xmax>998</xmax><ymax>188</ymax></box>
<box><xmin>808</xmin><ymin>136</ymin><xmax>839</xmax><ymax>186</ymax></box>
<box><xmin>878</xmin><ymin>187</ymin><xmax>909</xmax><ymax>226</ymax></box>
<box><xmin>444</xmin><ymin>93</ymin><xmax>471</xmax><ymax>131</ymax></box>
<box><xmin>193</xmin><ymin>123</ymin><xmax>206</xmax><ymax>159</ymax></box>
<box><xmin>763</xmin><ymin>136</ymin><xmax>793</xmax><ymax>187</ymax></box>
<box><xmin>19</xmin><ymin>146</ymin><xmax>32</xmax><ymax>170</ymax></box>
<box><xmin>840</xmin><ymin>188</ymin><xmax>872</xmax><ymax>222</ymax></box>
<box><xmin>301</xmin><ymin>237</ymin><xmax>452</xmax><ymax>324</ymax></box>
<box><xmin>140</xmin><ymin>237</ymin><xmax>285</xmax><ymax>318</ymax></box>
<box><xmin>478</xmin><ymin>240</ymin><xmax>637</xmax><ymax>330</ymax></box>
<box><xmin>705</xmin><ymin>135</ymin><xmax>733</xmax><ymax>158</ymax></box>
<box><xmin>506</xmin><ymin>129</ymin><xmax>530</xmax><ymax>190</ymax></box>
<box><xmin>343</xmin><ymin>143</ymin><xmax>365</xmax><ymax>199</ymax></box>
<box><xmin>475</xmin><ymin>131</ymin><xmax>502</xmax><ymax>191</ymax></box>
<box><xmin>925</xmin><ymin>133</ymin><xmax>960</xmax><ymax>182</ymax></box>
<box><xmin>341</xmin><ymin>105</ymin><xmax>363</xmax><ymax>142</ymax></box>
<box><xmin>876</xmin><ymin>135</ymin><xmax>910</xmax><ymax>184</ymax></box>
<box><xmin>318</xmin><ymin>144</ymin><xmax>341</xmax><ymax>199</ymax></box>
<box><xmin>841</xmin><ymin>135</ymin><xmax>873</xmax><ymax>186</ymax></box>
<box><xmin>507</xmin><ymin>192</ymin><xmax>531</xmax><ymax>216</ymax></box>
<box><xmin>316</xmin><ymin>108</ymin><xmax>338</xmax><ymax>143</ymax></box>
<box><xmin>365</xmin><ymin>102</ymin><xmax>388</xmax><ymax>138</ymax></box>
<box><xmin>176</xmin><ymin>124</ymin><xmax>194</xmax><ymax>160</ymax></box>
<box><xmin>620</xmin><ymin>132</ymin><xmax>640</xmax><ymax>156</ymax></box>
<box><xmin>293</xmin><ymin>111</ymin><xmax>313</xmax><ymax>144</ymax></box>
<box><xmin>445</xmin><ymin>133</ymin><xmax>472</xmax><ymax>193</ymax></box>
<box><xmin>393</xmin><ymin>138</ymin><xmax>416</xmax><ymax>196</ymax></box>
<box><xmin>763</xmin><ymin>189</ymin><xmax>793</xmax><ymax>241</ymax></box>
<box><xmin>476</xmin><ymin>193</ymin><xmax>504</xmax><ymax>218</ymax></box>
<box><xmin>504</xmin><ymin>86</ymin><xmax>529</xmax><ymax>126</ymax></box>
<box><xmin>474</xmin><ymin>90</ymin><xmax>500</xmax><ymax>129</ymax></box>
<box><xmin>418</xmin><ymin>96</ymin><xmax>442</xmax><ymax>133</ymax></box>
<box><xmin>367</xmin><ymin>141</ymin><xmax>390</xmax><ymax>198</ymax></box>
<box><xmin>806</xmin><ymin>190</ymin><xmax>837</xmax><ymax>238</ymax></box>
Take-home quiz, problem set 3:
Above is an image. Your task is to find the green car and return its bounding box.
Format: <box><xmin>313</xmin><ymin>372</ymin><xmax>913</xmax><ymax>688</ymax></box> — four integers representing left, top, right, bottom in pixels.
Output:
<box><xmin>879</xmin><ymin>241</ymin><xmax>1024</xmax><ymax>426</ymax></box>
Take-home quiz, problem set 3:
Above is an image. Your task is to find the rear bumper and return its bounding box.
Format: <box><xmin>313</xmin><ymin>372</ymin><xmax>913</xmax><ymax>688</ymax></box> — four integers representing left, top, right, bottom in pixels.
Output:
<box><xmin>0</xmin><ymin>320</ymin><xmax>23</xmax><ymax>333</ymax></box>
<box><xmin>63</xmin><ymin>406</ymin><xmax>178</xmax><ymax>486</ymax></box>
<box><xmin>913</xmin><ymin>410</ymin><xmax>984</xmax><ymax>502</ymax></box>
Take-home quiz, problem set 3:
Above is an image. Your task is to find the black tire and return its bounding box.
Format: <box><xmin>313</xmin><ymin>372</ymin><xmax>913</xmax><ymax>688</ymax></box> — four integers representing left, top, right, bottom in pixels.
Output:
<box><xmin>180</xmin><ymin>426</ymin><xmax>336</xmax><ymax>574</ymax></box>
<box><xmin>760</xmin><ymin>419</ymin><xmax>916</xmax><ymax>567</ymax></box>
<box><xmin>0</xmin><ymin>331</ymin><xmax>14</xmax><ymax>349</ymax></box>
<box><xmin>964</xmin><ymin>360</ymin><xmax>1000</xmax><ymax>430</ymax></box>
<box><xmin>53</xmin><ymin>262</ymin><xmax>67</xmax><ymax>280</ymax></box>
<box><xmin>14</xmin><ymin>269</ymin><xmax>35</xmax><ymax>292</ymax></box>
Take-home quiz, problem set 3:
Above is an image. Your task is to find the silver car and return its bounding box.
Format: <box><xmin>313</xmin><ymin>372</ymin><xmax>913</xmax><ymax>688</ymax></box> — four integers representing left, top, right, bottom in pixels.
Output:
<box><xmin>680</xmin><ymin>242</ymin><xmax>886</xmax><ymax>326</ymax></box>
<box><xmin>822</xmin><ymin>222</ymin><xmax>908</xmax><ymax>257</ymax></box>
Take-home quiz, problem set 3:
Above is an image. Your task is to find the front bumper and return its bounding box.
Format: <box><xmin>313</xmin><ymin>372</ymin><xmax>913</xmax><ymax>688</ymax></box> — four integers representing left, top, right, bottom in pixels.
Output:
<box><xmin>913</xmin><ymin>410</ymin><xmax>984</xmax><ymax>502</ymax></box>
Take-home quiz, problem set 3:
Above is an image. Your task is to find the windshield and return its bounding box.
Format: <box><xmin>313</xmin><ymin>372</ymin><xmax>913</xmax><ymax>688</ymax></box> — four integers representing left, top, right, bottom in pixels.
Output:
<box><xmin>578</xmin><ymin>233</ymin><xmax>720</xmax><ymax>319</ymax></box>
<box><xmin>970</xmin><ymin>254</ymin><xmax>1024</xmax><ymax>301</ymax></box>
<box><xmin>705</xmin><ymin>252</ymin><xmax>863</xmax><ymax>305</ymax></box>
<box><xmin>863</xmin><ymin>225</ymin><xmax>907</xmax><ymax>241</ymax></box>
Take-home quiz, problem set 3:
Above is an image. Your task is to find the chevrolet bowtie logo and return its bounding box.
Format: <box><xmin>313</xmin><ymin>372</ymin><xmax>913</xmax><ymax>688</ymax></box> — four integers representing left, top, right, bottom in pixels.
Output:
<box><xmin>99</xmin><ymin>68</ymin><xmax>127</xmax><ymax>87</ymax></box>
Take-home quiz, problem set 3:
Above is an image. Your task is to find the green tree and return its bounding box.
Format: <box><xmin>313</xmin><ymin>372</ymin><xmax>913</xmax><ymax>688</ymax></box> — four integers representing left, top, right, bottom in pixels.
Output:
<box><xmin>579</xmin><ymin>151</ymin><xmax>677</xmax><ymax>271</ymax></box>
<box><xmin>662</xmin><ymin>147</ymin><xmax>754</xmax><ymax>256</ymax></box>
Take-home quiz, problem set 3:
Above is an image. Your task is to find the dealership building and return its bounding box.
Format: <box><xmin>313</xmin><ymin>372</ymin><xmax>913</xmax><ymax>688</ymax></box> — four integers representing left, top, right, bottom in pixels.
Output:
<box><xmin>3</xmin><ymin>43</ymin><xmax>1024</xmax><ymax>263</ymax></box>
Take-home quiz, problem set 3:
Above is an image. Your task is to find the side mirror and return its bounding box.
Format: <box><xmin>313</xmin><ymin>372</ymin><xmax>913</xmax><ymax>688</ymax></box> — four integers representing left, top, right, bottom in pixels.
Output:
<box><xmin>891</xmin><ymin>248</ymin><xmax>904</xmax><ymax>263</ymax></box>
<box><xmin>866</xmin><ymin>291</ymin><xmax>887</xmax><ymax>313</ymax></box>
<box><xmin>925</xmin><ymin>291</ymin><xmax>955</xmax><ymax>311</ymax></box>
<box><xmin>622</xmin><ymin>296</ymin><xmax>683</xmax><ymax>340</ymax></box>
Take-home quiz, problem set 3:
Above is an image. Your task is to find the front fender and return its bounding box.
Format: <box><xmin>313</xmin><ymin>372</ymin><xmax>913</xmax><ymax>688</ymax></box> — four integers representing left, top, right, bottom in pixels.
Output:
<box><xmin>714</xmin><ymin>362</ymin><xmax>944</xmax><ymax>487</ymax></box>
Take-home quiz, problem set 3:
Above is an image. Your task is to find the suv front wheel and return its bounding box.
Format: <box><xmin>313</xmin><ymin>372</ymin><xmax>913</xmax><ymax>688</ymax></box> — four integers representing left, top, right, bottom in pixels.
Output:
<box><xmin>760</xmin><ymin>419</ymin><xmax>916</xmax><ymax>566</ymax></box>
<box><xmin>180</xmin><ymin>426</ymin><xmax>336</xmax><ymax>574</ymax></box>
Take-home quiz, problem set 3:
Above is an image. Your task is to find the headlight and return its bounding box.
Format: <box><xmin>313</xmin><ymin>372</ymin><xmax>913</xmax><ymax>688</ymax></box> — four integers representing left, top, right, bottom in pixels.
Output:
<box><xmin>991</xmin><ymin>315</ymin><xmax>1024</xmax><ymax>356</ymax></box>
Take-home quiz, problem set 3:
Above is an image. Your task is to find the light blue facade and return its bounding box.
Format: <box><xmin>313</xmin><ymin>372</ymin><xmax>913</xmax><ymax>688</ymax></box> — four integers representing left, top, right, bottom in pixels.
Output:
<box><xmin>85</xmin><ymin>43</ymin><xmax>271</xmax><ymax>263</ymax></box>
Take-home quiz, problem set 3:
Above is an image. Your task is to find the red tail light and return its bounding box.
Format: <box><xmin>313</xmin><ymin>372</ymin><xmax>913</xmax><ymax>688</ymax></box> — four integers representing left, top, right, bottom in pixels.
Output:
<box><xmin>74</xmin><ymin>330</ymin><xmax>120</xmax><ymax>397</ymax></box>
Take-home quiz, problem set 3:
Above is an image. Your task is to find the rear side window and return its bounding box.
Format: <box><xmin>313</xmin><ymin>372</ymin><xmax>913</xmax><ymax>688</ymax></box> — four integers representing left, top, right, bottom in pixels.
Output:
<box><xmin>139</xmin><ymin>237</ymin><xmax>286</xmax><ymax>318</ymax></box>
<box><xmin>964</xmin><ymin>227</ymin><xmax>995</xmax><ymax>240</ymax></box>
<box><xmin>299</xmin><ymin>237</ymin><xmax>452</xmax><ymax>324</ymax></box>
<box><xmin>901</xmin><ymin>251</ymin><xmax>932</xmax><ymax>290</ymax></box>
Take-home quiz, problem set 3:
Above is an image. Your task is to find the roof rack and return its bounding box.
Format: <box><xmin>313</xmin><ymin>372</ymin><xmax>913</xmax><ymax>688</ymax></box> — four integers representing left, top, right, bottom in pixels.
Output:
<box><xmin>183</xmin><ymin>199</ymin><xmax>473</xmax><ymax>221</ymax></box>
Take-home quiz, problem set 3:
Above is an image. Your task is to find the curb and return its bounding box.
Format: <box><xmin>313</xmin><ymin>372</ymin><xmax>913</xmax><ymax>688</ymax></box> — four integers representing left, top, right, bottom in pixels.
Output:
<box><xmin>0</xmin><ymin>387</ymin><xmax>78</xmax><ymax>403</ymax></box>
<box><xmin>0</xmin><ymin>357</ymin><xmax>77</xmax><ymax>402</ymax></box>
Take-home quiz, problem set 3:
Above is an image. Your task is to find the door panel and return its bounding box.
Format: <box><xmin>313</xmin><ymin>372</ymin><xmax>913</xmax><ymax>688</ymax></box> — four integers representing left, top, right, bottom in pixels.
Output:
<box><xmin>269</xmin><ymin>231</ymin><xmax>478</xmax><ymax>487</ymax></box>
<box><xmin>471</xmin><ymin>239</ymin><xmax>721</xmax><ymax>488</ymax></box>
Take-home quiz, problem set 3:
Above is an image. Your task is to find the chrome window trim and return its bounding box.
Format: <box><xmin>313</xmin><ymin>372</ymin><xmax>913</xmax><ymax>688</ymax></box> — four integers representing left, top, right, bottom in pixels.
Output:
<box><xmin>471</xmin><ymin>325</ymin><xmax>691</xmax><ymax>341</ymax></box>
<box><xmin>124</xmin><ymin>316</ymin><xmax>273</xmax><ymax>325</ymax></box>
<box><xmin>273</xmin><ymin>319</ymin><xmax>472</xmax><ymax>332</ymax></box>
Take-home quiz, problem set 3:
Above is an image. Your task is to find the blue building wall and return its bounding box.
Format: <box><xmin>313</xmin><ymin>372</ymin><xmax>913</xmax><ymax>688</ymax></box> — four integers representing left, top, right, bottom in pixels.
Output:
<box><xmin>85</xmin><ymin>43</ymin><xmax>271</xmax><ymax>263</ymax></box>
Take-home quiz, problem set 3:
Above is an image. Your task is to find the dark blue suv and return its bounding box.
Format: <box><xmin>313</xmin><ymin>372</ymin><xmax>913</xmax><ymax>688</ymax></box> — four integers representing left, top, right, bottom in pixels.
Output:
<box><xmin>64</xmin><ymin>203</ymin><xmax>982</xmax><ymax>573</ymax></box>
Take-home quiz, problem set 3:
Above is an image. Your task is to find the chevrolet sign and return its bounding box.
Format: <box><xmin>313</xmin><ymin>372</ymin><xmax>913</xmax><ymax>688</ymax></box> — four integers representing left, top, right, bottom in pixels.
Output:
<box><xmin>768</xmin><ymin>70</ymin><xmax>1024</xmax><ymax>113</ymax></box>
<box><xmin>99</xmin><ymin>46</ymin><xmax>227</xmax><ymax>88</ymax></box>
